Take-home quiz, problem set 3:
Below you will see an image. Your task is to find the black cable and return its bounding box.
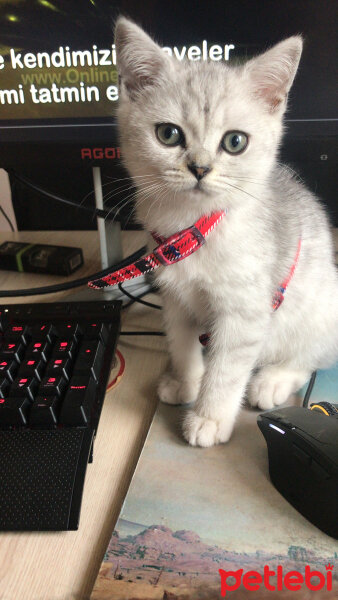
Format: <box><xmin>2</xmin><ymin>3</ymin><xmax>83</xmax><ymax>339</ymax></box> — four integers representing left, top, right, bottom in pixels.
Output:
<box><xmin>120</xmin><ymin>331</ymin><xmax>165</xmax><ymax>336</ymax></box>
<box><xmin>122</xmin><ymin>288</ymin><xmax>159</xmax><ymax>310</ymax></box>
<box><xmin>0</xmin><ymin>205</ymin><xmax>15</xmax><ymax>232</ymax></box>
<box><xmin>7</xmin><ymin>169</ymin><xmax>118</xmax><ymax>221</ymax></box>
<box><xmin>118</xmin><ymin>282</ymin><xmax>162</xmax><ymax>310</ymax></box>
<box><xmin>0</xmin><ymin>246</ymin><xmax>147</xmax><ymax>298</ymax></box>
<box><xmin>303</xmin><ymin>371</ymin><xmax>317</xmax><ymax>408</ymax></box>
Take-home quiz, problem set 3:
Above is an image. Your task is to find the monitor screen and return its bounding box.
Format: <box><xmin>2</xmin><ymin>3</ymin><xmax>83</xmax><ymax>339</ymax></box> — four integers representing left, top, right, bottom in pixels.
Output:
<box><xmin>0</xmin><ymin>0</ymin><xmax>336</xmax><ymax>132</ymax></box>
<box><xmin>1</xmin><ymin>0</ymin><xmax>118</xmax><ymax>123</ymax></box>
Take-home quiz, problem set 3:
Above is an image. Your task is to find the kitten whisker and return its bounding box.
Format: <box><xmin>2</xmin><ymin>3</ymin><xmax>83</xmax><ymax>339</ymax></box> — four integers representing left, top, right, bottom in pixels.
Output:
<box><xmin>219</xmin><ymin>174</ymin><xmax>267</xmax><ymax>187</ymax></box>
<box><xmin>139</xmin><ymin>182</ymin><xmax>172</xmax><ymax>223</ymax></box>
<box><xmin>103</xmin><ymin>197</ymin><xmax>135</xmax><ymax>224</ymax></box>
<box><xmin>102</xmin><ymin>178</ymin><xmax>164</xmax><ymax>223</ymax></box>
<box><xmin>79</xmin><ymin>179</ymin><xmax>117</xmax><ymax>208</ymax></box>
<box><xmin>222</xmin><ymin>181</ymin><xmax>261</xmax><ymax>202</ymax></box>
<box><xmin>276</xmin><ymin>162</ymin><xmax>305</xmax><ymax>185</ymax></box>
<box><xmin>103</xmin><ymin>183</ymin><xmax>137</xmax><ymax>204</ymax></box>
<box><xmin>105</xmin><ymin>173</ymin><xmax>161</xmax><ymax>183</ymax></box>
<box><xmin>123</xmin><ymin>203</ymin><xmax>138</xmax><ymax>229</ymax></box>
<box><xmin>102</xmin><ymin>175</ymin><xmax>161</xmax><ymax>199</ymax></box>
<box><xmin>80</xmin><ymin>175</ymin><xmax>159</xmax><ymax>211</ymax></box>
<box><xmin>143</xmin><ymin>188</ymin><xmax>168</xmax><ymax>223</ymax></box>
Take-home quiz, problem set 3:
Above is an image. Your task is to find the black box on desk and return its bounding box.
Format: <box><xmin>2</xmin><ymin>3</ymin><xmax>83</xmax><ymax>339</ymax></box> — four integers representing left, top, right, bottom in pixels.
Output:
<box><xmin>0</xmin><ymin>241</ymin><xmax>83</xmax><ymax>276</ymax></box>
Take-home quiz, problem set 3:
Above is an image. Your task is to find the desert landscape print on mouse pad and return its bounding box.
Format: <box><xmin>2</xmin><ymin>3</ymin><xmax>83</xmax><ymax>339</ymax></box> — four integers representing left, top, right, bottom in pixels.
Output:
<box><xmin>91</xmin><ymin>387</ymin><xmax>337</xmax><ymax>600</ymax></box>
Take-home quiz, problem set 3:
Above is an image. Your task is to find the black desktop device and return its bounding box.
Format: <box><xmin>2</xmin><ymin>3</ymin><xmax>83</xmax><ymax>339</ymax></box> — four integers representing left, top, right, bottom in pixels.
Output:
<box><xmin>258</xmin><ymin>405</ymin><xmax>338</xmax><ymax>539</ymax></box>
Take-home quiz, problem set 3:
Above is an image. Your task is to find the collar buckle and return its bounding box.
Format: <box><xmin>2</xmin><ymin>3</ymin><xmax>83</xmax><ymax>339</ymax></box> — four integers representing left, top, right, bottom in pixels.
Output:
<box><xmin>153</xmin><ymin>225</ymin><xmax>205</xmax><ymax>266</ymax></box>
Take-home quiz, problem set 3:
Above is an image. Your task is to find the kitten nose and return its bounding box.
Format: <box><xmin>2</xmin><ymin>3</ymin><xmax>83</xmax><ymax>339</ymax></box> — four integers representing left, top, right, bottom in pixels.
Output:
<box><xmin>187</xmin><ymin>163</ymin><xmax>211</xmax><ymax>181</ymax></box>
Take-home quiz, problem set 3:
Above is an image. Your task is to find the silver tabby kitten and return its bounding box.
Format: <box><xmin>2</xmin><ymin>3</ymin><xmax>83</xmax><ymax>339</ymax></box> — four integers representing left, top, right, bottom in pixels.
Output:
<box><xmin>115</xmin><ymin>17</ymin><xmax>338</xmax><ymax>447</ymax></box>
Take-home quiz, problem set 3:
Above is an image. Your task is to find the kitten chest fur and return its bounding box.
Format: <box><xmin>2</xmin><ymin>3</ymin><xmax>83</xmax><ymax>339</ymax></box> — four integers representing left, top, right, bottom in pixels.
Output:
<box><xmin>153</xmin><ymin>200</ymin><xmax>278</xmax><ymax>327</ymax></box>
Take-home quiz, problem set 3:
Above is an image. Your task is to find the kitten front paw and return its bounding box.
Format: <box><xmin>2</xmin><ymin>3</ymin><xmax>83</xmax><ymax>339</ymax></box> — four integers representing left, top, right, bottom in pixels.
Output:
<box><xmin>182</xmin><ymin>411</ymin><xmax>233</xmax><ymax>447</ymax></box>
<box><xmin>248</xmin><ymin>366</ymin><xmax>310</xmax><ymax>410</ymax></box>
<box><xmin>158</xmin><ymin>372</ymin><xmax>199</xmax><ymax>405</ymax></box>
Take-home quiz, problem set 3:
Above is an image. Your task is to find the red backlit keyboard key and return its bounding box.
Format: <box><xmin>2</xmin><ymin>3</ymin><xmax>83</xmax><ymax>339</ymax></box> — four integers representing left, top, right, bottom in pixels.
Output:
<box><xmin>73</xmin><ymin>340</ymin><xmax>104</xmax><ymax>381</ymax></box>
<box><xmin>30</xmin><ymin>323</ymin><xmax>56</xmax><ymax>343</ymax></box>
<box><xmin>39</xmin><ymin>375</ymin><xmax>67</xmax><ymax>397</ymax></box>
<box><xmin>0</xmin><ymin>397</ymin><xmax>30</xmax><ymax>427</ymax></box>
<box><xmin>0</xmin><ymin>378</ymin><xmax>10</xmax><ymax>397</ymax></box>
<box><xmin>0</xmin><ymin>356</ymin><xmax>18</xmax><ymax>382</ymax></box>
<box><xmin>83</xmin><ymin>322</ymin><xmax>110</xmax><ymax>344</ymax></box>
<box><xmin>10</xmin><ymin>376</ymin><xmax>38</xmax><ymax>402</ymax></box>
<box><xmin>54</xmin><ymin>323</ymin><xmax>82</xmax><ymax>340</ymax></box>
<box><xmin>26</xmin><ymin>340</ymin><xmax>51</xmax><ymax>363</ymax></box>
<box><xmin>59</xmin><ymin>376</ymin><xmax>96</xmax><ymax>426</ymax></box>
<box><xmin>0</xmin><ymin>340</ymin><xmax>25</xmax><ymax>363</ymax></box>
<box><xmin>18</xmin><ymin>357</ymin><xmax>45</xmax><ymax>381</ymax></box>
<box><xmin>29</xmin><ymin>395</ymin><xmax>61</xmax><ymax>428</ymax></box>
<box><xmin>46</xmin><ymin>357</ymin><xmax>72</xmax><ymax>381</ymax></box>
<box><xmin>5</xmin><ymin>323</ymin><xmax>31</xmax><ymax>345</ymax></box>
<box><xmin>52</xmin><ymin>339</ymin><xmax>77</xmax><ymax>360</ymax></box>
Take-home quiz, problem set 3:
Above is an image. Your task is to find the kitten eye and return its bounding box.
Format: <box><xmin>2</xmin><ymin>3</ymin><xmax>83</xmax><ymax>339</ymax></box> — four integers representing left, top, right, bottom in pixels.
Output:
<box><xmin>156</xmin><ymin>123</ymin><xmax>184</xmax><ymax>147</ymax></box>
<box><xmin>221</xmin><ymin>131</ymin><xmax>248</xmax><ymax>154</ymax></box>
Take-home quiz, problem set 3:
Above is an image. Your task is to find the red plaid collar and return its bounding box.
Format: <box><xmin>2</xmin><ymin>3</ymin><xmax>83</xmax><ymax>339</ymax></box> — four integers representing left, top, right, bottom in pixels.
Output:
<box><xmin>88</xmin><ymin>211</ymin><xmax>226</xmax><ymax>289</ymax></box>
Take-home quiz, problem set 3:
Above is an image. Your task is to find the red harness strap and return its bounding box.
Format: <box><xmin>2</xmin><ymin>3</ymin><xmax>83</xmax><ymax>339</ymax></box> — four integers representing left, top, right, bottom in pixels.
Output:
<box><xmin>88</xmin><ymin>211</ymin><xmax>226</xmax><ymax>289</ymax></box>
<box><xmin>271</xmin><ymin>238</ymin><xmax>302</xmax><ymax>311</ymax></box>
<box><xmin>199</xmin><ymin>238</ymin><xmax>302</xmax><ymax>345</ymax></box>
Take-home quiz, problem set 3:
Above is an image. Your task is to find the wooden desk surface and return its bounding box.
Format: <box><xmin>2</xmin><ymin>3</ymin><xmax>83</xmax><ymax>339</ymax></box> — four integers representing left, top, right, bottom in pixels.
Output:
<box><xmin>0</xmin><ymin>230</ymin><xmax>167</xmax><ymax>600</ymax></box>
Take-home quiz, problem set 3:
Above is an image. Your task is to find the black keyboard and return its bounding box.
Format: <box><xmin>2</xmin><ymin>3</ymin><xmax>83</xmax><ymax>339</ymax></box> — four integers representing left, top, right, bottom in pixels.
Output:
<box><xmin>0</xmin><ymin>300</ymin><xmax>121</xmax><ymax>531</ymax></box>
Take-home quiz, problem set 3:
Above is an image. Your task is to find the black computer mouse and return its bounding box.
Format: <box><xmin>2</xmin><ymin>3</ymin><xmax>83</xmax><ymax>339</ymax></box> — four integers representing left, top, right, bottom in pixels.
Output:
<box><xmin>257</xmin><ymin>404</ymin><xmax>338</xmax><ymax>538</ymax></box>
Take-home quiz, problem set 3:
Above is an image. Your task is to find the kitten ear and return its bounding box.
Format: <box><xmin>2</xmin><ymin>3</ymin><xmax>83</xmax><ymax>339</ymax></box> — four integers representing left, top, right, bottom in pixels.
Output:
<box><xmin>246</xmin><ymin>36</ymin><xmax>303</xmax><ymax>113</ymax></box>
<box><xmin>115</xmin><ymin>17</ymin><xmax>172</xmax><ymax>99</ymax></box>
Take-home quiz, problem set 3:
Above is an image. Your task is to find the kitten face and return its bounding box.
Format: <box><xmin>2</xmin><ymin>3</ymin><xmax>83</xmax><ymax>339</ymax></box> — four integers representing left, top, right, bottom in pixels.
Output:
<box><xmin>120</xmin><ymin>62</ymin><xmax>279</xmax><ymax>191</ymax></box>
<box><xmin>115</xmin><ymin>18</ymin><xmax>302</xmax><ymax>227</ymax></box>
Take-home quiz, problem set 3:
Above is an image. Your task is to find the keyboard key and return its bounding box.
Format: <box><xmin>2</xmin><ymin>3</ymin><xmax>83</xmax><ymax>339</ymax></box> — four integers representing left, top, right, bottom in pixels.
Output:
<box><xmin>0</xmin><ymin>340</ymin><xmax>25</xmax><ymax>363</ymax></box>
<box><xmin>39</xmin><ymin>375</ymin><xmax>67</xmax><ymax>397</ymax></box>
<box><xmin>10</xmin><ymin>376</ymin><xmax>38</xmax><ymax>402</ymax></box>
<box><xmin>52</xmin><ymin>304</ymin><xmax>71</xmax><ymax>314</ymax></box>
<box><xmin>18</xmin><ymin>357</ymin><xmax>45</xmax><ymax>381</ymax></box>
<box><xmin>54</xmin><ymin>323</ymin><xmax>82</xmax><ymax>340</ymax></box>
<box><xmin>59</xmin><ymin>376</ymin><xmax>96</xmax><ymax>426</ymax></box>
<box><xmin>5</xmin><ymin>323</ymin><xmax>31</xmax><ymax>345</ymax></box>
<box><xmin>0</xmin><ymin>396</ymin><xmax>30</xmax><ymax>427</ymax></box>
<box><xmin>29</xmin><ymin>395</ymin><xmax>61</xmax><ymax>428</ymax></box>
<box><xmin>0</xmin><ymin>356</ymin><xmax>18</xmax><ymax>382</ymax></box>
<box><xmin>73</xmin><ymin>340</ymin><xmax>104</xmax><ymax>381</ymax></box>
<box><xmin>0</xmin><ymin>378</ymin><xmax>10</xmax><ymax>397</ymax></box>
<box><xmin>0</xmin><ymin>309</ymin><xmax>9</xmax><ymax>333</ymax></box>
<box><xmin>46</xmin><ymin>357</ymin><xmax>72</xmax><ymax>381</ymax></box>
<box><xmin>83</xmin><ymin>322</ymin><xmax>110</xmax><ymax>344</ymax></box>
<box><xmin>30</xmin><ymin>323</ymin><xmax>56</xmax><ymax>343</ymax></box>
<box><xmin>26</xmin><ymin>340</ymin><xmax>51</xmax><ymax>362</ymax></box>
<box><xmin>52</xmin><ymin>339</ymin><xmax>77</xmax><ymax>360</ymax></box>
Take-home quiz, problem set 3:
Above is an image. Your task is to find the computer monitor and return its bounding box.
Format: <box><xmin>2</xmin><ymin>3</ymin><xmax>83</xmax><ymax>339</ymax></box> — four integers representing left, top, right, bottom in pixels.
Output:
<box><xmin>0</xmin><ymin>0</ymin><xmax>337</xmax><ymax>227</ymax></box>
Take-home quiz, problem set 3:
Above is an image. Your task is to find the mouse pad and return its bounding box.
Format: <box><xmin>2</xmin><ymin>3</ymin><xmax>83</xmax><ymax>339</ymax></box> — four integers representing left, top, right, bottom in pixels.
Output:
<box><xmin>92</xmin><ymin>369</ymin><xmax>337</xmax><ymax>599</ymax></box>
<box><xmin>301</xmin><ymin>363</ymin><xmax>338</xmax><ymax>405</ymax></box>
